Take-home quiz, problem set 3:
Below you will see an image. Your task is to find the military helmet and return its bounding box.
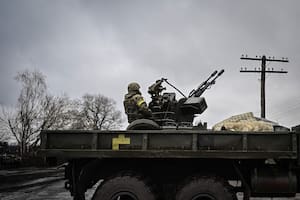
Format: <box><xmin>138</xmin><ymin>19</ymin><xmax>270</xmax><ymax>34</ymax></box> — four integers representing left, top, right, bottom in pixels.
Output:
<box><xmin>128</xmin><ymin>82</ymin><xmax>140</xmax><ymax>92</ymax></box>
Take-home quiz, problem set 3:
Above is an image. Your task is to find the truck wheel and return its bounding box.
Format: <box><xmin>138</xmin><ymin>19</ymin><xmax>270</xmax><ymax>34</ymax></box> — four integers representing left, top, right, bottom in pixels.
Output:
<box><xmin>127</xmin><ymin>119</ymin><xmax>160</xmax><ymax>130</ymax></box>
<box><xmin>92</xmin><ymin>175</ymin><xmax>156</xmax><ymax>200</ymax></box>
<box><xmin>176</xmin><ymin>177</ymin><xmax>236</xmax><ymax>200</ymax></box>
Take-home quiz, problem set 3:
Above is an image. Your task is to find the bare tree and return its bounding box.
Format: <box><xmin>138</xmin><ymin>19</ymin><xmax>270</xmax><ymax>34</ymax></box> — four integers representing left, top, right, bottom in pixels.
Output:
<box><xmin>0</xmin><ymin>70</ymin><xmax>123</xmax><ymax>156</ymax></box>
<box><xmin>0</xmin><ymin>106</ymin><xmax>15</xmax><ymax>142</ymax></box>
<box><xmin>66</xmin><ymin>99</ymin><xmax>85</xmax><ymax>129</ymax></box>
<box><xmin>0</xmin><ymin>70</ymin><xmax>69</xmax><ymax>156</ymax></box>
<box><xmin>30</xmin><ymin>94</ymin><xmax>70</xmax><ymax>148</ymax></box>
<box><xmin>71</xmin><ymin>94</ymin><xmax>122</xmax><ymax>130</ymax></box>
<box><xmin>0</xmin><ymin>123</ymin><xmax>10</xmax><ymax>141</ymax></box>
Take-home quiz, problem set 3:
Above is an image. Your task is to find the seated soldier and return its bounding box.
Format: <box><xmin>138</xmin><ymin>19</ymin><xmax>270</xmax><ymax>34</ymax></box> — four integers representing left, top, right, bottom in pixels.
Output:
<box><xmin>123</xmin><ymin>82</ymin><xmax>152</xmax><ymax>123</ymax></box>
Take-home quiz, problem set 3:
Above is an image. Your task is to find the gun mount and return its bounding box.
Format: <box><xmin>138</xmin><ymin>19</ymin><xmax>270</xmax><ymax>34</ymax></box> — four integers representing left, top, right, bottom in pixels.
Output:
<box><xmin>147</xmin><ymin>69</ymin><xmax>224</xmax><ymax>128</ymax></box>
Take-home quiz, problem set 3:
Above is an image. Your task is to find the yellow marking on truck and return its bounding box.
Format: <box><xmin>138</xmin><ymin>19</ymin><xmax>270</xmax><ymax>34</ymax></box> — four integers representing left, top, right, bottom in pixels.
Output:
<box><xmin>112</xmin><ymin>134</ymin><xmax>130</xmax><ymax>150</ymax></box>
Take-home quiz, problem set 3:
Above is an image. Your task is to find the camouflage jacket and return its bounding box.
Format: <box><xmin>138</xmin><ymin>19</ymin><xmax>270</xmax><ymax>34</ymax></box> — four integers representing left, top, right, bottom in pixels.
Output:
<box><xmin>123</xmin><ymin>92</ymin><xmax>152</xmax><ymax>123</ymax></box>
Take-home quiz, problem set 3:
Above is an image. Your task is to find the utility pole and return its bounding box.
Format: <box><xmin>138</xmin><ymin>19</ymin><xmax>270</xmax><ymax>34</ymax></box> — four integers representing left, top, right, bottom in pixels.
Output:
<box><xmin>240</xmin><ymin>55</ymin><xmax>289</xmax><ymax>118</ymax></box>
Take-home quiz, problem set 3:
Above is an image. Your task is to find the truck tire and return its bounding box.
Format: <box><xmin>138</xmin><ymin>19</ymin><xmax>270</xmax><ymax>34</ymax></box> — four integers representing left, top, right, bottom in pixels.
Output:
<box><xmin>92</xmin><ymin>175</ymin><xmax>156</xmax><ymax>200</ymax></box>
<box><xmin>126</xmin><ymin>119</ymin><xmax>160</xmax><ymax>130</ymax></box>
<box><xmin>176</xmin><ymin>177</ymin><xmax>236</xmax><ymax>200</ymax></box>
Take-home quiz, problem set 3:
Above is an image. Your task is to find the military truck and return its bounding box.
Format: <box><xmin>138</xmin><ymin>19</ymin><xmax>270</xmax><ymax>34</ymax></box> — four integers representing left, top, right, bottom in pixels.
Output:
<box><xmin>39</xmin><ymin>71</ymin><xmax>300</xmax><ymax>200</ymax></box>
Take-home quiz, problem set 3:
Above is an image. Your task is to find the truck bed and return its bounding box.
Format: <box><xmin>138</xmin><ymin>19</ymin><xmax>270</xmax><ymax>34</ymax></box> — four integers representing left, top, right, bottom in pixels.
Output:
<box><xmin>39</xmin><ymin>129</ymin><xmax>298</xmax><ymax>160</ymax></box>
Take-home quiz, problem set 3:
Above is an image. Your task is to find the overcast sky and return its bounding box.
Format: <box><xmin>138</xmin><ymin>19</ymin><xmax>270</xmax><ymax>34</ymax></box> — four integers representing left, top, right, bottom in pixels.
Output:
<box><xmin>0</xmin><ymin>0</ymin><xmax>299</xmax><ymax>128</ymax></box>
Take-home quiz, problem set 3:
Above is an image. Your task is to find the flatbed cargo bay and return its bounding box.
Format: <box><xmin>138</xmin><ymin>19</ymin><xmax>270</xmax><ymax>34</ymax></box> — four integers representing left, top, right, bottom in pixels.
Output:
<box><xmin>39</xmin><ymin>126</ymin><xmax>300</xmax><ymax>200</ymax></box>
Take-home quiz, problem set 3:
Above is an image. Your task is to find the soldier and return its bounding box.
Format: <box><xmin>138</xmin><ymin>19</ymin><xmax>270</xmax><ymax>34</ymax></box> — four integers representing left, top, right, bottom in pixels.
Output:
<box><xmin>123</xmin><ymin>82</ymin><xmax>152</xmax><ymax>123</ymax></box>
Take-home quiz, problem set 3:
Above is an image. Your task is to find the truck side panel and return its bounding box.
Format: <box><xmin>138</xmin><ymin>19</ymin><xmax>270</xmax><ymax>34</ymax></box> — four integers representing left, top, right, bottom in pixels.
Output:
<box><xmin>39</xmin><ymin>130</ymin><xmax>298</xmax><ymax>160</ymax></box>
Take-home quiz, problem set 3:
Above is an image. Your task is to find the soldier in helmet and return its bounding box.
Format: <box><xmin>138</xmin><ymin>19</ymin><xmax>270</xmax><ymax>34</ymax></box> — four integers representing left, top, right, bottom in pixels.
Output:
<box><xmin>123</xmin><ymin>82</ymin><xmax>152</xmax><ymax>123</ymax></box>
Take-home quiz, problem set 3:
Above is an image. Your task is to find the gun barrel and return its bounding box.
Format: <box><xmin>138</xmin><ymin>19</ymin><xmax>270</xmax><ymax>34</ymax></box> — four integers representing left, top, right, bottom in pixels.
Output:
<box><xmin>211</xmin><ymin>69</ymin><xmax>225</xmax><ymax>83</ymax></box>
<box><xmin>190</xmin><ymin>69</ymin><xmax>224</xmax><ymax>97</ymax></box>
<box><xmin>197</xmin><ymin>70</ymin><xmax>218</xmax><ymax>89</ymax></box>
<box><xmin>218</xmin><ymin>69</ymin><xmax>224</xmax><ymax>76</ymax></box>
<box><xmin>211</xmin><ymin>70</ymin><xmax>218</xmax><ymax>77</ymax></box>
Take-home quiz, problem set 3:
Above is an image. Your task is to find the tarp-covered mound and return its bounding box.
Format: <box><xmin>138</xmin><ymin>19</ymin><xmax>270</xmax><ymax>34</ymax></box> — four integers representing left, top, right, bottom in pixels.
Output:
<box><xmin>212</xmin><ymin>112</ymin><xmax>278</xmax><ymax>132</ymax></box>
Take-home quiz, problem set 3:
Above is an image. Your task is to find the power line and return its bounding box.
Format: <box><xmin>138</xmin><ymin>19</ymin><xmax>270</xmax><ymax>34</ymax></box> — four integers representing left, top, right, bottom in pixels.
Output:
<box><xmin>240</xmin><ymin>55</ymin><xmax>289</xmax><ymax>119</ymax></box>
<box><xmin>269</xmin><ymin>104</ymin><xmax>300</xmax><ymax>118</ymax></box>
<box><xmin>267</xmin><ymin>97</ymin><xmax>300</xmax><ymax>119</ymax></box>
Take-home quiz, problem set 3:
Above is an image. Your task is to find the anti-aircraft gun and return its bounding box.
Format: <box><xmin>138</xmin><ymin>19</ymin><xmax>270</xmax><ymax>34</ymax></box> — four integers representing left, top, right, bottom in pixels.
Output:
<box><xmin>147</xmin><ymin>69</ymin><xmax>224</xmax><ymax>128</ymax></box>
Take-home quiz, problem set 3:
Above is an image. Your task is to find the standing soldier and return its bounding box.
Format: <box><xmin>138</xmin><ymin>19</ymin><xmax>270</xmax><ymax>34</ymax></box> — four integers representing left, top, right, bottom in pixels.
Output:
<box><xmin>123</xmin><ymin>82</ymin><xmax>152</xmax><ymax>123</ymax></box>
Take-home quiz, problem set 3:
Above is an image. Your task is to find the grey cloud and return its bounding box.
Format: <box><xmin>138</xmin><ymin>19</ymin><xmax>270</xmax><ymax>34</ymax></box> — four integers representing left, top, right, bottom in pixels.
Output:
<box><xmin>0</xmin><ymin>0</ymin><xmax>299</xmax><ymax>127</ymax></box>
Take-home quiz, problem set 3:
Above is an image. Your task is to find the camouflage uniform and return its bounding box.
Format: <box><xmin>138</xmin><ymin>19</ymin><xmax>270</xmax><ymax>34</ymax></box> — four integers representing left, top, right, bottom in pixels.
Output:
<box><xmin>124</xmin><ymin>82</ymin><xmax>152</xmax><ymax>123</ymax></box>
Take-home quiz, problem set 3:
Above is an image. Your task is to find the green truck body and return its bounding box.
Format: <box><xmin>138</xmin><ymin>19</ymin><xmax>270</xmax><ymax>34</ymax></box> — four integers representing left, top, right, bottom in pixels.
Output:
<box><xmin>39</xmin><ymin>126</ymin><xmax>300</xmax><ymax>200</ymax></box>
<box><xmin>40</xmin><ymin>129</ymin><xmax>298</xmax><ymax>160</ymax></box>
